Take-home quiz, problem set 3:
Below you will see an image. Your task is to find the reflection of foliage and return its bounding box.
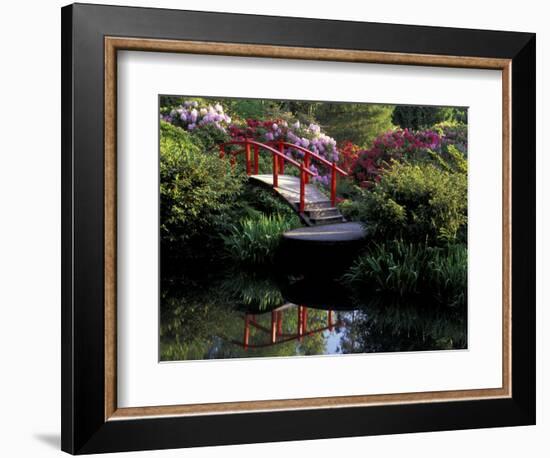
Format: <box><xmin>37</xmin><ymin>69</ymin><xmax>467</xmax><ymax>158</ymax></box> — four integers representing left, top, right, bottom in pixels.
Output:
<box><xmin>220</xmin><ymin>271</ymin><xmax>285</xmax><ymax>311</ymax></box>
<box><xmin>344</xmin><ymin>241</ymin><xmax>467</xmax><ymax>307</ymax></box>
<box><xmin>160</xmin><ymin>284</ymin><xmax>235</xmax><ymax>361</ymax></box>
<box><xmin>339</xmin><ymin>297</ymin><xmax>466</xmax><ymax>353</ymax></box>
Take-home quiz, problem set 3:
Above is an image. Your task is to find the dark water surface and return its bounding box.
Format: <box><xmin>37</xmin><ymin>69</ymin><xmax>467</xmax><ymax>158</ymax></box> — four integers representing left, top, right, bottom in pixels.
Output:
<box><xmin>160</xmin><ymin>272</ymin><xmax>467</xmax><ymax>362</ymax></box>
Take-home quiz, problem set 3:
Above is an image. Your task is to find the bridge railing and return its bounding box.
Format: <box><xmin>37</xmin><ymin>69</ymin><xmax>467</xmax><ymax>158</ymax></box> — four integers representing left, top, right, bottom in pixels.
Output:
<box><xmin>219</xmin><ymin>139</ymin><xmax>316</xmax><ymax>212</ymax></box>
<box><xmin>267</xmin><ymin>141</ymin><xmax>348</xmax><ymax>207</ymax></box>
<box><xmin>219</xmin><ymin>139</ymin><xmax>347</xmax><ymax>211</ymax></box>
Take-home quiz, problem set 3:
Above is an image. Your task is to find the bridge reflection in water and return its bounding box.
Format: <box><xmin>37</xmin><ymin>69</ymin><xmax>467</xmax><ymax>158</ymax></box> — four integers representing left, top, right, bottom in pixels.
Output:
<box><xmin>160</xmin><ymin>273</ymin><xmax>467</xmax><ymax>361</ymax></box>
<box><xmin>239</xmin><ymin>304</ymin><xmax>339</xmax><ymax>350</ymax></box>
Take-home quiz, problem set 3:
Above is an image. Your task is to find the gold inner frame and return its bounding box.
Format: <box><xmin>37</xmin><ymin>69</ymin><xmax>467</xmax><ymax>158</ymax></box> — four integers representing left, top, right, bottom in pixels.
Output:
<box><xmin>104</xmin><ymin>37</ymin><xmax>512</xmax><ymax>421</ymax></box>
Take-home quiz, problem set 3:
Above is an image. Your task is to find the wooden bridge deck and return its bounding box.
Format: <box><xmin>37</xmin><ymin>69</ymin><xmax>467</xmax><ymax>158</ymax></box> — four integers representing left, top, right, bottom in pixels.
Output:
<box><xmin>249</xmin><ymin>174</ymin><xmax>346</xmax><ymax>226</ymax></box>
<box><xmin>250</xmin><ymin>174</ymin><xmax>328</xmax><ymax>205</ymax></box>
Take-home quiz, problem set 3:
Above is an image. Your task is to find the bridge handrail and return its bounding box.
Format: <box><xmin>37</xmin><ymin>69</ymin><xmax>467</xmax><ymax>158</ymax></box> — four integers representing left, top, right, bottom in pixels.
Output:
<box><xmin>267</xmin><ymin>141</ymin><xmax>348</xmax><ymax>177</ymax></box>
<box><xmin>218</xmin><ymin>138</ymin><xmax>346</xmax><ymax>211</ymax></box>
<box><xmin>219</xmin><ymin>140</ymin><xmax>316</xmax><ymax>177</ymax></box>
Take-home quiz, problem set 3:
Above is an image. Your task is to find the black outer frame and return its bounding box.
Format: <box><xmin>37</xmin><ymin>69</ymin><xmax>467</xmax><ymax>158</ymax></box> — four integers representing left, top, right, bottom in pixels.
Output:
<box><xmin>61</xmin><ymin>3</ymin><xmax>536</xmax><ymax>454</ymax></box>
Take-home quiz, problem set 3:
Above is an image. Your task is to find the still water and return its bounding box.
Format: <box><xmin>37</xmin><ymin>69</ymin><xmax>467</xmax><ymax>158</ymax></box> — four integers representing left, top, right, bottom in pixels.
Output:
<box><xmin>160</xmin><ymin>272</ymin><xmax>467</xmax><ymax>362</ymax></box>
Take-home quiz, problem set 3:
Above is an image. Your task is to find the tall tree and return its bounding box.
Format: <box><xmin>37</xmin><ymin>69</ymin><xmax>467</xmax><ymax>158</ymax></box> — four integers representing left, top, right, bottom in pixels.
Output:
<box><xmin>314</xmin><ymin>103</ymin><xmax>394</xmax><ymax>147</ymax></box>
<box><xmin>392</xmin><ymin>105</ymin><xmax>467</xmax><ymax>130</ymax></box>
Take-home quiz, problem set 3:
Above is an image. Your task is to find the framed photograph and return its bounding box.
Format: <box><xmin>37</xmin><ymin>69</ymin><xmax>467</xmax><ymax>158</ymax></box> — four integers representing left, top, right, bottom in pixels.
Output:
<box><xmin>61</xmin><ymin>3</ymin><xmax>536</xmax><ymax>454</ymax></box>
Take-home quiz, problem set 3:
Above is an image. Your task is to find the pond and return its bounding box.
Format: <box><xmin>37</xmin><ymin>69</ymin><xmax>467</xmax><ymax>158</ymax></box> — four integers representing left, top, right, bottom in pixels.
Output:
<box><xmin>160</xmin><ymin>271</ymin><xmax>467</xmax><ymax>362</ymax></box>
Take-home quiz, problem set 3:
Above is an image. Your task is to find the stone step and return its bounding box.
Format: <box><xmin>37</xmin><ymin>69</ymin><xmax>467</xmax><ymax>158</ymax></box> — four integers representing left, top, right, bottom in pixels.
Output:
<box><xmin>292</xmin><ymin>200</ymin><xmax>333</xmax><ymax>210</ymax></box>
<box><xmin>304</xmin><ymin>207</ymin><xmax>341</xmax><ymax>219</ymax></box>
<box><xmin>309</xmin><ymin>215</ymin><xmax>346</xmax><ymax>225</ymax></box>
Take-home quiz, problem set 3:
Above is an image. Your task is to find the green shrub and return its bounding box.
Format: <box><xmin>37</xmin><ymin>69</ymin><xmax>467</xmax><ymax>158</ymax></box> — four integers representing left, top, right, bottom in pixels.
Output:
<box><xmin>222</xmin><ymin>214</ymin><xmax>299</xmax><ymax>267</ymax></box>
<box><xmin>188</xmin><ymin>123</ymin><xmax>231</xmax><ymax>152</ymax></box>
<box><xmin>344</xmin><ymin>241</ymin><xmax>467</xmax><ymax>307</ymax></box>
<box><xmin>337</xmin><ymin>198</ymin><xmax>365</xmax><ymax>222</ymax></box>
<box><xmin>428</xmin><ymin>243</ymin><xmax>467</xmax><ymax>307</ymax></box>
<box><xmin>240</xmin><ymin>184</ymin><xmax>297</xmax><ymax>219</ymax></box>
<box><xmin>160</xmin><ymin>121</ymin><xmax>245</xmax><ymax>270</ymax></box>
<box><xmin>345</xmin><ymin>241</ymin><xmax>434</xmax><ymax>296</ymax></box>
<box><xmin>353</xmin><ymin>159</ymin><xmax>467</xmax><ymax>243</ymax></box>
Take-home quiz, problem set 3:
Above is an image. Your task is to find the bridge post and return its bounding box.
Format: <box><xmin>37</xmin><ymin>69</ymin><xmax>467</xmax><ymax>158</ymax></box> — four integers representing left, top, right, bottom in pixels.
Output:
<box><xmin>245</xmin><ymin>141</ymin><xmax>251</xmax><ymax>175</ymax></box>
<box><xmin>299</xmin><ymin>167</ymin><xmax>306</xmax><ymax>213</ymax></box>
<box><xmin>331</xmin><ymin>162</ymin><xmax>337</xmax><ymax>207</ymax></box>
<box><xmin>278</xmin><ymin>141</ymin><xmax>285</xmax><ymax>174</ymax></box>
<box><xmin>253</xmin><ymin>144</ymin><xmax>259</xmax><ymax>174</ymax></box>
<box><xmin>272</xmin><ymin>153</ymin><xmax>279</xmax><ymax>188</ymax></box>
<box><xmin>304</xmin><ymin>151</ymin><xmax>310</xmax><ymax>184</ymax></box>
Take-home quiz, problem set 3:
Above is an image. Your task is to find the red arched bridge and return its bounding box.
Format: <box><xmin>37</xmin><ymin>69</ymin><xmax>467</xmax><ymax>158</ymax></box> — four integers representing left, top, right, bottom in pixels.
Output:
<box><xmin>219</xmin><ymin>139</ymin><xmax>349</xmax><ymax>226</ymax></box>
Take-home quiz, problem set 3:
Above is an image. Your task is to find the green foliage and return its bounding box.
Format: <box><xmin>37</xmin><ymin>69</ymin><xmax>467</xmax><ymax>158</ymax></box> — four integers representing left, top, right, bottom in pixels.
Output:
<box><xmin>428</xmin><ymin>243</ymin><xmax>468</xmax><ymax>306</ymax></box>
<box><xmin>160</xmin><ymin>121</ymin><xmax>245</xmax><ymax>268</ymax></box>
<box><xmin>188</xmin><ymin>123</ymin><xmax>231</xmax><ymax>151</ymax></box>
<box><xmin>240</xmin><ymin>184</ymin><xmax>297</xmax><ymax>219</ymax></box>
<box><xmin>345</xmin><ymin>241</ymin><xmax>434</xmax><ymax>296</ymax></box>
<box><xmin>222</xmin><ymin>214</ymin><xmax>299</xmax><ymax>267</ymax></box>
<box><xmin>314</xmin><ymin>103</ymin><xmax>395</xmax><ymax>147</ymax></box>
<box><xmin>344</xmin><ymin>241</ymin><xmax>467</xmax><ymax>306</ymax></box>
<box><xmin>428</xmin><ymin>144</ymin><xmax>467</xmax><ymax>175</ymax></box>
<box><xmin>392</xmin><ymin>106</ymin><xmax>467</xmax><ymax>130</ymax></box>
<box><xmin>338</xmin><ymin>196</ymin><xmax>367</xmax><ymax>222</ymax></box>
<box><xmin>224</xmin><ymin>98</ymin><xmax>271</xmax><ymax>120</ymax></box>
<box><xmin>159</xmin><ymin>95</ymin><xmax>185</xmax><ymax>108</ymax></box>
<box><xmin>352</xmin><ymin>159</ymin><xmax>467</xmax><ymax>243</ymax></box>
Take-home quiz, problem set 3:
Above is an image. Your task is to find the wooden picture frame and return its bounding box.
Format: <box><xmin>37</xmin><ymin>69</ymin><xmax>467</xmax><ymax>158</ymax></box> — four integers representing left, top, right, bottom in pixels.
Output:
<box><xmin>62</xmin><ymin>3</ymin><xmax>536</xmax><ymax>454</ymax></box>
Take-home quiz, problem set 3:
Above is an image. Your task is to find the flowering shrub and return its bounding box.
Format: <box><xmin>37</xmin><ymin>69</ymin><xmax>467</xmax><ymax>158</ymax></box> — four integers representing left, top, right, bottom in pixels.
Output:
<box><xmin>338</xmin><ymin>141</ymin><xmax>361</xmax><ymax>174</ymax></box>
<box><xmin>433</xmin><ymin>122</ymin><xmax>468</xmax><ymax>155</ymax></box>
<box><xmin>350</xmin><ymin>129</ymin><xmax>443</xmax><ymax>186</ymax></box>
<box><xmin>229</xmin><ymin>118</ymin><xmax>338</xmax><ymax>185</ymax></box>
<box><xmin>161</xmin><ymin>100</ymin><xmax>232</xmax><ymax>132</ymax></box>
